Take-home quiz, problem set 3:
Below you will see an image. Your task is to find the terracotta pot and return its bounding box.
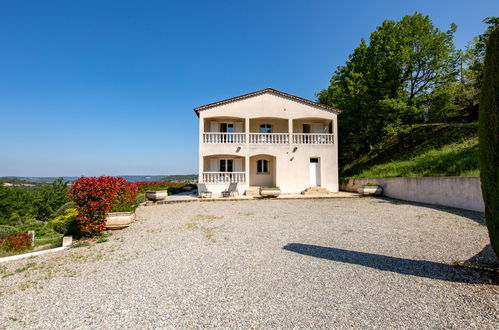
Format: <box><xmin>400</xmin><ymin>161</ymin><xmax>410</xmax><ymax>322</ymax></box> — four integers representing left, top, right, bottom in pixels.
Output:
<box><xmin>106</xmin><ymin>211</ymin><xmax>136</xmax><ymax>230</ymax></box>
<box><xmin>145</xmin><ymin>190</ymin><xmax>168</xmax><ymax>201</ymax></box>
<box><xmin>260</xmin><ymin>188</ymin><xmax>281</xmax><ymax>197</ymax></box>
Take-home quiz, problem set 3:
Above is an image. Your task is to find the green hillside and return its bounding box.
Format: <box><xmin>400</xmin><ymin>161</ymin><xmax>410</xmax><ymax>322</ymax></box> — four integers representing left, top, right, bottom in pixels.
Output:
<box><xmin>342</xmin><ymin>122</ymin><xmax>479</xmax><ymax>179</ymax></box>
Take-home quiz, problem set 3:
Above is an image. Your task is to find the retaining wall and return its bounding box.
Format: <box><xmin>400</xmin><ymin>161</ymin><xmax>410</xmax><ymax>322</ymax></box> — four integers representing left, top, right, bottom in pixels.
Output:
<box><xmin>341</xmin><ymin>176</ymin><xmax>484</xmax><ymax>212</ymax></box>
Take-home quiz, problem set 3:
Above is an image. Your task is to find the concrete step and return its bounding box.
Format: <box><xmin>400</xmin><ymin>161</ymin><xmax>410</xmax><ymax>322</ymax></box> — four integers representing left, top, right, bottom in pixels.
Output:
<box><xmin>245</xmin><ymin>187</ymin><xmax>261</xmax><ymax>196</ymax></box>
<box><xmin>301</xmin><ymin>187</ymin><xmax>329</xmax><ymax>195</ymax></box>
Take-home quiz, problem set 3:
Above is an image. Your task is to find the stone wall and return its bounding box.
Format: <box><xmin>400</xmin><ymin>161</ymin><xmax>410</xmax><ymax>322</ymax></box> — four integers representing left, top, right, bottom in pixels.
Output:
<box><xmin>341</xmin><ymin>177</ymin><xmax>484</xmax><ymax>212</ymax></box>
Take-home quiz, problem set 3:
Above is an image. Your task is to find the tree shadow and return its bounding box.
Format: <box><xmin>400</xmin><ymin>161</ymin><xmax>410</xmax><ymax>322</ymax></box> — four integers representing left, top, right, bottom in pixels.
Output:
<box><xmin>369</xmin><ymin>197</ymin><xmax>485</xmax><ymax>225</ymax></box>
<box><xmin>282</xmin><ymin>243</ymin><xmax>496</xmax><ymax>284</ymax></box>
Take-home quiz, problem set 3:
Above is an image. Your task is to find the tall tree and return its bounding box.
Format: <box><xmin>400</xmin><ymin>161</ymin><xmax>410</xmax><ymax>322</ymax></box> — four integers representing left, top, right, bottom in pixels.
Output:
<box><xmin>318</xmin><ymin>12</ymin><xmax>458</xmax><ymax>167</ymax></box>
<box><xmin>479</xmin><ymin>27</ymin><xmax>499</xmax><ymax>259</ymax></box>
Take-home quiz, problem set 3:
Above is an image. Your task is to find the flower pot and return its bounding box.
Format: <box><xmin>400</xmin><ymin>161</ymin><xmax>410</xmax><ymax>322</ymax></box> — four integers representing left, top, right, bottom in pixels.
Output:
<box><xmin>145</xmin><ymin>190</ymin><xmax>168</xmax><ymax>201</ymax></box>
<box><xmin>105</xmin><ymin>211</ymin><xmax>136</xmax><ymax>230</ymax></box>
<box><xmin>260</xmin><ymin>188</ymin><xmax>281</xmax><ymax>198</ymax></box>
<box><xmin>357</xmin><ymin>185</ymin><xmax>383</xmax><ymax>196</ymax></box>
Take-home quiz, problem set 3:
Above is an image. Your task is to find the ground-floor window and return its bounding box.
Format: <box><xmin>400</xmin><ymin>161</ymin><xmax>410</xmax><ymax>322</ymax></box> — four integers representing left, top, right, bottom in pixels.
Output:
<box><xmin>257</xmin><ymin>159</ymin><xmax>269</xmax><ymax>174</ymax></box>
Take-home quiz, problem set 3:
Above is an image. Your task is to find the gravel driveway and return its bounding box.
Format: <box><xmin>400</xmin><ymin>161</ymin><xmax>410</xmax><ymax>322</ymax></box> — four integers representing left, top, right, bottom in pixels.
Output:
<box><xmin>0</xmin><ymin>198</ymin><xmax>497</xmax><ymax>328</ymax></box>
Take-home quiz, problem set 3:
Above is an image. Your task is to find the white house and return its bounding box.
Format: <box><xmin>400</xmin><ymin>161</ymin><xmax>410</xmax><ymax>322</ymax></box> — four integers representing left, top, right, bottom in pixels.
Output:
<box><xmin>194</xmin><ymin>88</ymin><xmax>341</xmax><ymax>195</ymax></box>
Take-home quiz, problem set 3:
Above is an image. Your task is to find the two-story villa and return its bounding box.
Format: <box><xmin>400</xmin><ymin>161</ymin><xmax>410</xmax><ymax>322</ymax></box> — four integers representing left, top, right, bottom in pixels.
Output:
<box><xmin>194</xmin><ymin>88</ymin><xmax>341</xmax><ymax>195</ymax></box>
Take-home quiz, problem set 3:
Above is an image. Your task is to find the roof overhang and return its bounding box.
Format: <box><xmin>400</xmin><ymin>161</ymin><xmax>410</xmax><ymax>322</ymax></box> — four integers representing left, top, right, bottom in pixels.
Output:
<box><xmin>193</xmin><ymin>88</ymin><xmax>342</xmax><ymax>117</ymax></box>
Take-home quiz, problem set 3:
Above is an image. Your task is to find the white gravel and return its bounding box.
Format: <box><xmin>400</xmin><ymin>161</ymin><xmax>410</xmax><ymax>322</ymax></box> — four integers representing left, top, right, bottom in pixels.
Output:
<box><xmin>0</xmin><ymin>198</ymin><xmax>497</xmax><ymax>328</ymax></box>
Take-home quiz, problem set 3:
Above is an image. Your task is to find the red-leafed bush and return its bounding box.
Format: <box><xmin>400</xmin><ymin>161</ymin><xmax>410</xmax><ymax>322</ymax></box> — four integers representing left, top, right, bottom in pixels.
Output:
<box><xmin>135</xmin><ymin>181</ymin><xmax>186</xmax><ymax>193</ymax></box>
<box><xmin>68</xmin><ymin>176</ymin><xmax>127</xmax><ymax>236</ymax></box>
<box><xmin>0</xmin><ymin>233</ymin><xmax>32</xmax><ymax>252</ymax></box>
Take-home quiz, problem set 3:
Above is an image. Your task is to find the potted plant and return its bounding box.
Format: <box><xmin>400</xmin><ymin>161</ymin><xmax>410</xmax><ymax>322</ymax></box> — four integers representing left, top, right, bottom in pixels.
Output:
<box><xmin>260</xmin><ymin>186</ymin><xmax>281</xmax><ymax>198</ymax></box>
<box><xmin>145</xmin><ymin>190</ymin><xmax>168</xmax><ymax>201</ymax></box>
<box><xmin>357</xmin><ymin>183</ymin><xmax>383</xmax><ymax>195</ymax></box>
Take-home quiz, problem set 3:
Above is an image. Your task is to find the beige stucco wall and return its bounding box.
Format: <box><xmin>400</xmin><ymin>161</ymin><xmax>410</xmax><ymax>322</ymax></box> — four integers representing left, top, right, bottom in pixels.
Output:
<box><xmin>198</xmin><ymin>92</ymin><xmax>339</xmax><ymax>194</ymax></box>
<box><xmin>249</xmin><ymin>155</ymin><xmax>276</xmax><ymax>186</ymax></box>
<box><xmin>249</xmin><ymin>118</ymin><xmax>288</xmax><ymax>133</ymax></box>
<box><xmin>341</xmin><ymin>177</ymin><xmax>484</xmax><ymax>212</ymax></box>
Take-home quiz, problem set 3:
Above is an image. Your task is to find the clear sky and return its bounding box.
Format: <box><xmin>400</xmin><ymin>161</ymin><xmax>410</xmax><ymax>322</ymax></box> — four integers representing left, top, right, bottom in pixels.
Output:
<box><xmin>0</xmin><ymin>0</ymin><xmax>497</xmax><ymax>177</ymax></box>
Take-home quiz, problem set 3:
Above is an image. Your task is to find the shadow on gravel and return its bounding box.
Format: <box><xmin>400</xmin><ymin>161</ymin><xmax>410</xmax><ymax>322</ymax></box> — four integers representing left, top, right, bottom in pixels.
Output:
<box><xmin>283</xmin><ymin>243</ymin><xmax>496</xmax><ymax>284</ymax></box>
<box><xmin>370</xmin><ymin>197</ymin><xmax>485</xmax><ymax>225</ymax></box>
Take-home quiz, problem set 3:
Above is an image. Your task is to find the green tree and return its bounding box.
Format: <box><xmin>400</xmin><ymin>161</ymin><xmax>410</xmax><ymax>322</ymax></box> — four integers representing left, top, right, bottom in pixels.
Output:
<box><xmin>479</xmin><ymin>27</ymin><xmax>499</xmax><ymax>259</ymax></box>
<box><xmin>318</xmin><ymin>12</ymin><xmax>458</xmax><ymax>166</ymax></box>
<box><xmin>32</xmin><ymin>178</ymin><xmax>69</xmax><ymax>222</ymax></box>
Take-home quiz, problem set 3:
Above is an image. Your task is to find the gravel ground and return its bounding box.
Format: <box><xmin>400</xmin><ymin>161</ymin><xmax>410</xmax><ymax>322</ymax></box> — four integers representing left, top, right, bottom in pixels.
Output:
<box><xmin>0</xmin><ymin>198</ymin><xmax>497</xmax><ymax>329</ymax></box>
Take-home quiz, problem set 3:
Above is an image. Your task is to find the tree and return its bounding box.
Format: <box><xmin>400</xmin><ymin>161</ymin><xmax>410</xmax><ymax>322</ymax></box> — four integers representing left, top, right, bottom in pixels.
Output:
<box><xmin>478</xmin><ymin>27</ymin><xmax>499</xmax><ymax>259</ymax></box>
<box><xmin>318</xmin><ymin>12</ymin><xmax>458</xmax><ymax>166</ymax></box>
<box><xmin>32</xmin><ymin>178</ymin><xmax>69</xmax><ymax>222</ymax></box>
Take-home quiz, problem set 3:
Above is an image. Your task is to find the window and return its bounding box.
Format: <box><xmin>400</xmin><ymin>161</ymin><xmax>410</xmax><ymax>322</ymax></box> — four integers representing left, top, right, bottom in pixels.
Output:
<box><xmin>257</xmin><ymin>159</ymin><xmax>269</xmax><ymax>174</ymax></box>
<box><xmin>260</xmin><ymin>124</ymin><xmax>272</xmax><ymax>133</ymax></box>
<box><xmin>219</xmin><ymin>159</ymin><xmax>233</xmax><ymax>172</ymax></box>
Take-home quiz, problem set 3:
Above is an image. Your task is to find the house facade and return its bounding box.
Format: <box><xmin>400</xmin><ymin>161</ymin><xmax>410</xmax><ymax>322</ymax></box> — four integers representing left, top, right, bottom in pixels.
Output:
<box><xmin>194</xmin><ymin>88</ymin><xmax>341</xmax><ymax>194</ymax></box>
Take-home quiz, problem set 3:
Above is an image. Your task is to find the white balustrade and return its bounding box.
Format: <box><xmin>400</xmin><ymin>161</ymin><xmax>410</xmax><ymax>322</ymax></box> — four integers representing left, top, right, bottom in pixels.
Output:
<box><xmin>203</xmin><ymin>132</ymin><xmax>334</xmax><ymax>144</ymax></box>
<box><xmin>202</xmin><ymin>172</ymin><xmax>246</xmax><ymax>183</ymax></box>
<box><xmin>203</xmin><ymin>133</ymin><xmax>245</xmax><ymax>144</ymax></box>
<box><xmin>249</xmin><ymin>133</ymin><xmax>289</xmax><ymax>144</ymax></box>
<box><xmin>292</xmin><ymin>133</ymin><xmax>334</xmax><ymax>144</ymax></box>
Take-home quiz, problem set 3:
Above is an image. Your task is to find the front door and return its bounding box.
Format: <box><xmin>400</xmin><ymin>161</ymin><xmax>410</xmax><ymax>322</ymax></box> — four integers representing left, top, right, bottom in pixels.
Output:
<box><xmin>309</xmin><ymin>158</ymin><xmax>320</xmax><ymax>187</ymax></box>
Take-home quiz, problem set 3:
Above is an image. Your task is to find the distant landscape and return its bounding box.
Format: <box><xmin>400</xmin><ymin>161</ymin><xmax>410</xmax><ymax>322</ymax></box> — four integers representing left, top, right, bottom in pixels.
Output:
<box><xmin>0</xmin><ymin>174</ymin><xmax>198</xmax><ymax>185</ymax></box>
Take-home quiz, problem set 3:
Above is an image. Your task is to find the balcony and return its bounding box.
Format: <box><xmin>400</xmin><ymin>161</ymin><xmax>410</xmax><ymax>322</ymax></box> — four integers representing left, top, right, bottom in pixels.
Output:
<box><xmin>202</xmin><ymin>172</ymin><xmax>246</xmax><ymax>183</ymax></box>
<box><xmin>202</xmin><ymin>132</ymin><xmax>334</xmax><ymax>145</ymax></box>
<box><xmin>203</xmin><ymin>133</ymin><xmax>245</xmax><ymax>144</ymax></box>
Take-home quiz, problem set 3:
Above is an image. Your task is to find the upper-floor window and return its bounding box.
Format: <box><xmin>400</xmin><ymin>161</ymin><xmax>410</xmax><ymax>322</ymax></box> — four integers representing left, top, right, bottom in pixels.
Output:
<box><xmin>260</xmin><ymin>124</ymin><xmax>272</xmax><ymax>133</ymax></box>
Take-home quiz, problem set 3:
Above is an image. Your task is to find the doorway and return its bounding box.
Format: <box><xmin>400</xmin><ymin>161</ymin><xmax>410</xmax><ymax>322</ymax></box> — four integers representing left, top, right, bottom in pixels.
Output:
<box><xmin>309</xmin><ymin>158</ymin><xmax>320</xmax><ymax>187</ymax></box>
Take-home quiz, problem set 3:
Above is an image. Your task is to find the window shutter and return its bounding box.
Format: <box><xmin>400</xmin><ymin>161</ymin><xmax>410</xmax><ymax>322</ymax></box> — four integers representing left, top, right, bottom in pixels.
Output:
<box><xmin>210</xmin><ymin>121</ymin><xmax>218</xmax><ymax>132</ymax></box>
<box><xmin>234</xmin><ymin>122</ymin><xmax>243</xmax><ymax>133</ymax></box>
<box><xmin>235</xmin><ymin>158</ymin><xmax>243</xmax><ymax>172</ymax></box>
<box><xmin>210</xmin><ymin>159</ymin><xmax>218</xmax><ymax>171</ymax></box>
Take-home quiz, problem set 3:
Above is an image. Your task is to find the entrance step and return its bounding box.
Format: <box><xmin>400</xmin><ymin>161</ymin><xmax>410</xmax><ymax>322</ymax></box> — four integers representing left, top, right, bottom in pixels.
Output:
<box><xmin>245</xmin><ymin>186</ymin><xmax>261</xmax><ymax>197</ymax></box>
<box><xmin>301</xmin><ymin>187</ymin><xmax>329</xmax><ymax>195</ymax></box>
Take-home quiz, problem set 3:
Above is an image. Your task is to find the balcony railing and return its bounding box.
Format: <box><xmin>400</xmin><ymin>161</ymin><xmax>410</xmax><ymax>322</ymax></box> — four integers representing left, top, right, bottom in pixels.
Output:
<box><xmin>202</xmin><ymin>172</ymin><xmax>246</xmax><ymax>183</ymax></box>
<box><xmin>249</xmin><ymin>133</ymin><xmax>289</xmax><ymax>144</ymax></box>
<box><xmin>203</xmin><ymin>132</ymin><xmax>334</xmax><ymax>144</ymax></box>
<box><xmin>293</xmin><ymin>133</ymin><xmax>334</xmax><ymax>144</ymax></box>
<box><xmin>203</xmin><ymin>133</ymin><xmax>245</xmax><ymax>144</ymax></box>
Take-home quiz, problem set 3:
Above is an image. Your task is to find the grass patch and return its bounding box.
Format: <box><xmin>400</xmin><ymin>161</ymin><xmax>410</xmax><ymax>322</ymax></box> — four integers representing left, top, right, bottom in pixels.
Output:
<box><xmin>343</xmin><ymin>123</ymin><xmax>479</xmax><ymax>178</ymax></box>
<box><xmin>71</xmin><ymin>241</ymin><xmax>91</xmax><ymax>248</ymax></box>
<box><xmin>96</xmin><ymin>238</ymin><xmax>108</xmax><ymax>244</ymax></box>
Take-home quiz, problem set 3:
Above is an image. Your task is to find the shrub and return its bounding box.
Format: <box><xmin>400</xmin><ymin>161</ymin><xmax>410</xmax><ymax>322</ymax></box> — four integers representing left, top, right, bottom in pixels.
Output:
<box><xmin>0</xmin><ymin>233</ymin><xmax>32</xmax><ymax>252</ymax></box>
<box><xmin>50</xmin><ymin>208</ymin><xmax>78</xmax><ymax>235</ymax></box>
<box><xmin>0</xmin><ymin>225</ymin><xmax>18</xmax><ymax>238</ymax></box>
<box><xmin>68</xmin><ymin>176</ymin><xmax>123</xmax><ymax>236</ymax></box>
<box><xmin>135</xmin><ymin>181</ymin><xmax>185</xmax><ymax>193</ymax></box>
<box><xmin>55</xmin><ymin>202</ymin><xmax>78</xmax><ymax>216</ymax></box>
<box><xmin>68</xmin><ymin>177</ymin><xmax>138</xmax><ymax>236</ymax></box>
<box><xmin>111</xmin><ymin>181</ymin><xmax>138</xmax><ymax>212</ymax></box>
<box><xmin>479</xmin><ymin>27</ymin><xmax>499</xmax><ymax>259</ymax></box>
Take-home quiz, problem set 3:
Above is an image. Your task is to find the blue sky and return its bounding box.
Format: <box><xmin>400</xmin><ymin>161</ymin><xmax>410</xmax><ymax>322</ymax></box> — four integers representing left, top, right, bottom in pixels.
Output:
<box><xmin>0</xmin><ymin>0</ymin><xmax>497</xmax><ymax>177</ymax></box>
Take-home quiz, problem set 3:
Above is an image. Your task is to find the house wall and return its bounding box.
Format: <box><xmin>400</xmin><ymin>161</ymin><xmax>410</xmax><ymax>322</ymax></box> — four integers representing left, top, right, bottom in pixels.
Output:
<box><xmin>198</xmin><ymin>92</ymin><xmax>339</xmax><ymax>194</ymax></box>
<box><xmin>249</xmin><ymin>155</ymin><xmax>276</xmax><ymax>186</ymax></box>
<box><xmin>249</xmin><ymin>118</ymin><xmax>288</xmax><ymax>133</ymax></box>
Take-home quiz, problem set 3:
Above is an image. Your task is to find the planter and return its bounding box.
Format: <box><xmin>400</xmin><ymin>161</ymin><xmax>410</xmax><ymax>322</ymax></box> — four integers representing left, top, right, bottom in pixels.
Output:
<box><xmin>105</xmin><ymin>211</ymin><xmax>136</xmax><ymax>230</ymax></box>
<box><xmin>357</xmin><ymin>185</ymin><xmax>383</xmax><ymax>196</ymax></box>
<box><xmin>145</xmin><ymin>190</ymin><xmax>168</xmax><ymax>201</ymax></box>
<box><xmin>260</xmin><ymin>187</ymin><xmax>281</xmax><ymax>198</ymax></box>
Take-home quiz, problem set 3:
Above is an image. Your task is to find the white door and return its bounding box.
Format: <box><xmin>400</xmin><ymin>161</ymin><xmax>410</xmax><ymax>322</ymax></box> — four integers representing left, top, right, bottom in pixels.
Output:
<box><xmin>309</xmin><ymin>158</ymin><xmax>320</xmax><ymax>186</ymax></box>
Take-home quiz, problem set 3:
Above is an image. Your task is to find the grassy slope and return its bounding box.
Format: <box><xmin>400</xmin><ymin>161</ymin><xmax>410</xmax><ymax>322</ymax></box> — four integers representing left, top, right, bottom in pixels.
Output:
<box><xmin>342</xmin><ymin>122</ymin><xmax>479</xmax><ymax>179</ymax></box>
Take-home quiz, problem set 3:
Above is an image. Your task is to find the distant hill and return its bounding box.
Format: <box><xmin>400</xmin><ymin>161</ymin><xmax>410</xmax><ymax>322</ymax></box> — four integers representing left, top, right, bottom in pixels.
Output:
<box><xmin>342</xmin><ymin>122</ymin><xmax>479</xmax><ymax>179</ymax></box>
<box><xmin>0</xmin><ymin>175</ymin><xmax>198</xmax><ymax>184</ymax></box>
